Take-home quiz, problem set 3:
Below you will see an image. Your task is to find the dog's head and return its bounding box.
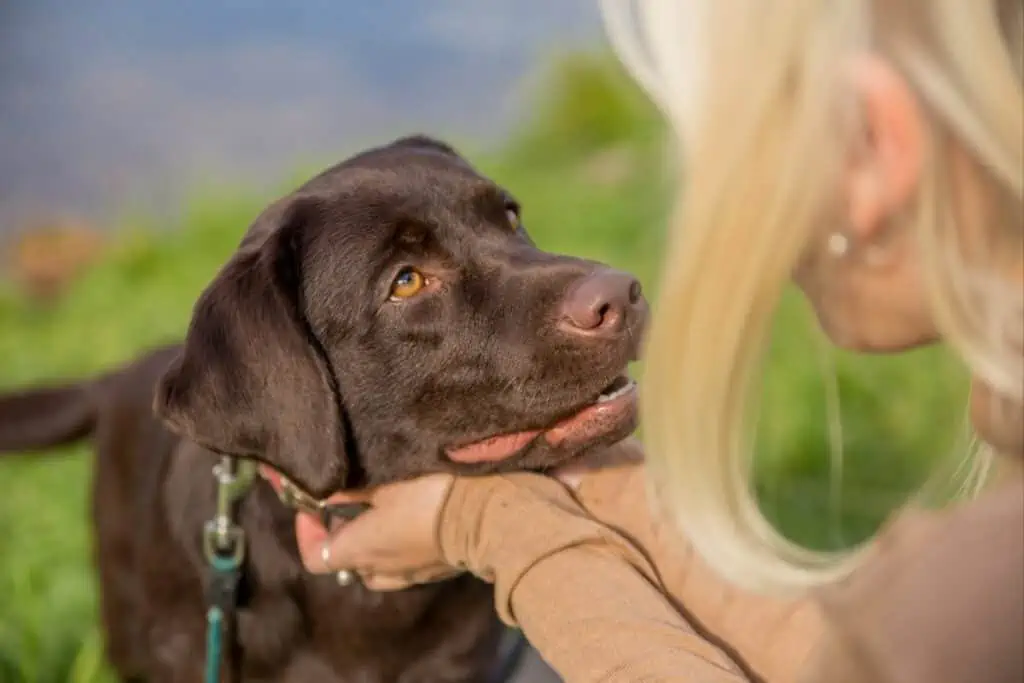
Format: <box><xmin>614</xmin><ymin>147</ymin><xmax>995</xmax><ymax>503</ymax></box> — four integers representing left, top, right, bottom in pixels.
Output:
<box><xmin>155</xmin><ymin>136</ymin><xmax>647</xmax><ymax>497</ymax></box>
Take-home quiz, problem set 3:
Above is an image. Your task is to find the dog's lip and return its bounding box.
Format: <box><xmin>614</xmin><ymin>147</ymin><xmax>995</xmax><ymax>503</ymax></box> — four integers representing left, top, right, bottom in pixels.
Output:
<box><xmin>444</xmin><ymin>375</ymin><xmax>638</xmax><ymax>464</ymax></box>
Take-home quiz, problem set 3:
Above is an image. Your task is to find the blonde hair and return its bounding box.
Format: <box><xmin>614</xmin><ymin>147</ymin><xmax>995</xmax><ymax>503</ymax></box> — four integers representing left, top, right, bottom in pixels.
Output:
<box><xmin>601</xmin><ymin>0</ymin><xmax>1024</xmax><ymax>594</ymax></box>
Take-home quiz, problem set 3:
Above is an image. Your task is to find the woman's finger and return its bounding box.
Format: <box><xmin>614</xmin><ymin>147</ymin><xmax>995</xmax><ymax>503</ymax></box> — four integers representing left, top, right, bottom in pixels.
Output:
<box><xmin>314</xmin><ymin>511</ymin><xmax>402</xmax><ymax>573</ymax></box>
<box><xmin>294</xmin><ymin>488</ymin><xmax>379</xmax><ymax>572</ymax></box>
<box><xmin>295</xmin><ymin>511</ymin><xmax>380</xmax><ymax>575</ymax></box>
<box><xmin>360</xmin><ymin>565</ymin><xmax>465</xmax><ymax>592</ymax></box>
<box><xmin>361</xmin><ymin>573</ymin><xmax>414</xmax><ymax>592</ymax></box>
<box><xmin>294</xmin><ymin>473</ymin><xmax>455</xmax><ymax>578</ymax></box>
<box><xmin>295</xmin><ymin>510</ymin><xmax>334</xmax><ymax>572</ymax></box>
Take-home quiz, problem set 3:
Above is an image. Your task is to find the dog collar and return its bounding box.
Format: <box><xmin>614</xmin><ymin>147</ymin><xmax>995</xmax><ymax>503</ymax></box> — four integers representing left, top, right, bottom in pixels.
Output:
<box><xmin>258</xmin><ymin>464</ymin><xmax>370</xmax><ymax>527</ymax></box>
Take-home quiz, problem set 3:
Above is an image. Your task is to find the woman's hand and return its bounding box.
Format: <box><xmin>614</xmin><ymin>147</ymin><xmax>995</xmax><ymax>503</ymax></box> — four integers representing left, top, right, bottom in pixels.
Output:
<box><xmin>294</xmin><ymin>440</ymin><xmax>646</xmax><ymax>592</ymax></box>
<box><xmin>294</xmin><ymin>473</ymin><xmax>461</xmax><ymax>591</ymax></box>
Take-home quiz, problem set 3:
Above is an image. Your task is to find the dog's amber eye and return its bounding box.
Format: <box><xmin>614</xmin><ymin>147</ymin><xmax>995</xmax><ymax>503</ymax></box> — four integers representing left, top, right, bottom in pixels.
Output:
<box><xmin>390</xmin><ymin>267</ymin><xmax>425</xmax><ymax>300</ymax></box>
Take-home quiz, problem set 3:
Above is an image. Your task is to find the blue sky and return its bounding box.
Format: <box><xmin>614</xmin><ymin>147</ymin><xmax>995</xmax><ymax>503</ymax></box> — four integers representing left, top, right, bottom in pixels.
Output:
<box><xmin>0</xmin><ymin>1</ymin><xmax>604</xmax><ymax>229</ymax></box>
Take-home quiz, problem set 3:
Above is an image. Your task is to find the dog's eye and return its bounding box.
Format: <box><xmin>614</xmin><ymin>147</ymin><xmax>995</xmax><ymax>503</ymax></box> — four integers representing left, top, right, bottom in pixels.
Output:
<box><xmin>389</xmin><ymin>267</ymin><xmax>426</xmax><ymax>300</ymax></box>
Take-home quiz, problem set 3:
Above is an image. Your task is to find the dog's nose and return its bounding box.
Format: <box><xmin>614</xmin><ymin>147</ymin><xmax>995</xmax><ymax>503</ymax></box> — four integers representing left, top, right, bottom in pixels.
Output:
<box><xmin>560</xmin><ymin>270</ymin><xmax>642</xmax><ymax>337</ymax></box>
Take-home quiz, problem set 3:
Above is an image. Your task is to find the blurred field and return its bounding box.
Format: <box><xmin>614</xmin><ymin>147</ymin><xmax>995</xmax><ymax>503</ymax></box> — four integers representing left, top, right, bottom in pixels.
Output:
<box><xmin>0</xmin><ymin>53</ymin><xmax>969</xmax><ymax>682</ymax></box>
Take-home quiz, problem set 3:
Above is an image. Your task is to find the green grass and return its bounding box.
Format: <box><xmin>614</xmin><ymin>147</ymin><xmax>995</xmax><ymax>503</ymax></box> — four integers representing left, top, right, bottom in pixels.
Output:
<box><xmin>0</xmin><ymin>52</ymin><xmax>968</xmax><ymax>682</ymax></box>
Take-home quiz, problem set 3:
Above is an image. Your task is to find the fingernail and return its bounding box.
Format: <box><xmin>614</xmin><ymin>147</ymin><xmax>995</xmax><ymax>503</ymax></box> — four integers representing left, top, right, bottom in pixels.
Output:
<box><xmin>320</xmin><ymin>542</ymin><xmax>333</xmax><ymax>572</ymax></box>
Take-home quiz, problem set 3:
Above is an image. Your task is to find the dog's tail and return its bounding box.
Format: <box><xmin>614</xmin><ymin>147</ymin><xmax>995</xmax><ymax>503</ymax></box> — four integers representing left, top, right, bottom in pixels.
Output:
<box><xmin>0</xmin><ymin>379</ymin><xmax>99</xmax><ymax>453</ymax></box>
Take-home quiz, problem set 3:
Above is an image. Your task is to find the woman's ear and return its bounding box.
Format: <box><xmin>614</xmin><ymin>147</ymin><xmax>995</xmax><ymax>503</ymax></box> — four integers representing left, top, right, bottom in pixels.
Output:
<box><xmin>844</xmin><ymin>54</ymin><xmax>926</xmax><ymax>240</ymax></box>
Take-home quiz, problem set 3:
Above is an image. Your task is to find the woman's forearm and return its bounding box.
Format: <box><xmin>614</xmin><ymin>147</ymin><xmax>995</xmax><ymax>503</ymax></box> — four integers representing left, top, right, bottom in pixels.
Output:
<box><xmin>512</xmin><ymin>544</ymin><xmax>748</xmax><ymax>682</ymax></box>
<box><xmin>569</xmin><ymin>454</ymin><xmax>822</xmax><ymax>683</ymax></box>
<box><xmin>440</xmin><ymin>473</ymin><xmax>750</xmax><ymax>682</ymax></box>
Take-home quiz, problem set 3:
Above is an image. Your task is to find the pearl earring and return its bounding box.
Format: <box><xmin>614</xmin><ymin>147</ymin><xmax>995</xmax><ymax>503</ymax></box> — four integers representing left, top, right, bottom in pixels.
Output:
<box><xmin>827</xmin><ymin>233</ymin><xmax>850</xmax><ymax>258</ymax></box>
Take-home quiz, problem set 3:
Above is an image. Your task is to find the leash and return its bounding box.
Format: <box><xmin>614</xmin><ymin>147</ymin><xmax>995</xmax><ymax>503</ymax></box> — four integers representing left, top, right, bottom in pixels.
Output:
<box><xmin>201</xmin><ymin>459</ymin><xmax>367</xmax><ymax>682</ymax></box>
<box><xmin>202</xmin><ymin>455</ymin><xmax>257</xmax><ymax>683</ymax></box>
<box><xmin>204</xmin><ymin>463</ymin><xmax>524</xmax><ymax>683</ymax></box>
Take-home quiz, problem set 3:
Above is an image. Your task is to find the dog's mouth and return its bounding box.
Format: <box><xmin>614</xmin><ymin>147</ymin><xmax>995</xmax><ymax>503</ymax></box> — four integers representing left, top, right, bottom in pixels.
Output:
<box><xmin>444</xmin><ymin>374</ymin><xmax>638</xmax><ymax>465</ymax></box>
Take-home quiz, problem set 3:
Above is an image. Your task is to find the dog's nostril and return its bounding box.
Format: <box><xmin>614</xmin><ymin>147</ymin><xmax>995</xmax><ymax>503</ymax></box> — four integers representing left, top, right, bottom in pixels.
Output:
<box><xmin>628</xmin><ymin>281</ymin><xmax>642</xmax><ymax>305</ymax></box>
<box><xmin>561</xmin><ymin>270</ymin><xmax>639</xmax><ymax>335</ymax></box>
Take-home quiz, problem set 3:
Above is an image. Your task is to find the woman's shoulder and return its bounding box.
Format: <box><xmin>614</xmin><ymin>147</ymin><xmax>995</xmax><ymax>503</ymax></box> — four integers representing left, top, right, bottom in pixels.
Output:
<box><xmin>810</xmin><ymin>479</ymin><xmax>1024</xmax><ymax>683</ymax></box>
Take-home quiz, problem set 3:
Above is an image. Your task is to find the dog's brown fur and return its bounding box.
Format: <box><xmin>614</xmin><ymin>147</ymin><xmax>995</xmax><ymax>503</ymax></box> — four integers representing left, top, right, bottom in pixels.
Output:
<box><xmin>0</xmin><ymin>136</ymin><xmax>646</xmax><ymax>682</ymax></box>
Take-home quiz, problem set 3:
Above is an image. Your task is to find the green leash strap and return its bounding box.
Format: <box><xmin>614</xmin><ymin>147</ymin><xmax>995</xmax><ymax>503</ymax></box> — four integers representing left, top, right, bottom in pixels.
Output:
<box><xmin>205</xmin><ymin>605</ymin><xmax>225</xmax><ymax>683</ymax></box>
<box><xmin>205</xmin><ymin>552</ymin><xmax>243</xmax><ymax>683</ymax></box>
<box><xmin>203</xmin><ymin>457</ymin><xmax>256</xmax><ymax>683</ymax></box>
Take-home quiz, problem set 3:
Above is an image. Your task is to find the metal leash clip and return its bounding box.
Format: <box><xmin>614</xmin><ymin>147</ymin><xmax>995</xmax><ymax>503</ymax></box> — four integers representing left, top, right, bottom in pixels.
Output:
<box><xmin>202</xmin><ymin>456</ymin><xmax>257</xmax><ymax>683</ymax></box>
<box><xmin>275</xmin><ymin>473</ymin><xmax>371</xmax><ymax>530</ymax></box>
<box><xmin>203</xmin><ymin>457</ymin><xmax>257</xmax><ymax>564</ymax></box>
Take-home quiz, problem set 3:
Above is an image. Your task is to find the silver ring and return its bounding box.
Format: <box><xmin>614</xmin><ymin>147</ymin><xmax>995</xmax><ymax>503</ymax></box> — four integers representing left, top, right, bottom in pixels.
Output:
<box><xmin>336</xmin><ymin>569</ymin><xmax>356</xmax><ymax>586</ymax></box>
<box><xmin>320</xmin><ymin>542</ymin><xmax>333</xmax><ymax>572</ymax></box>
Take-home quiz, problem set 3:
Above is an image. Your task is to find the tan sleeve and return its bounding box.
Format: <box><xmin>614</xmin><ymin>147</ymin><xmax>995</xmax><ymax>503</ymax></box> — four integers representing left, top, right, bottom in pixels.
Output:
<box><xmin>440</xmin><ymin>471</ymin><xmax>750</xmax><ymax>682</ymax></box>
<box><xmin>566</xmin><ymin>440</ymin><xmax>822</xmax><ymax>683</ymax></box>
<box><xmin>797</xmin><ymin>479</ymin><xmax>1024</xmax><ymax>683</ymax></box>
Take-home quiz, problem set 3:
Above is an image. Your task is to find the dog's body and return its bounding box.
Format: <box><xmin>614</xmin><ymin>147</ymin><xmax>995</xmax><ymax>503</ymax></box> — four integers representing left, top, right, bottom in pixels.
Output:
<box><xmin>3</xmin><ymin>346</ymin><xmax>505</xmax><ymax>682</ymax></box>
<box><xmin>0</xmin><ymin>136</ymin><xmax>646</xmax><ymax>682</ymax></box>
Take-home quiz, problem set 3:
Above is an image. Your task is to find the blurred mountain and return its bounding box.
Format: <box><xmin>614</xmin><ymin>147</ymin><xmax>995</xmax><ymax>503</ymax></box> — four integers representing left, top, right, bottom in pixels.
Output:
<box><xmin>0</xmin><ymin>0</ymin><xmax>603</xmax><ymax>229</ymax></box>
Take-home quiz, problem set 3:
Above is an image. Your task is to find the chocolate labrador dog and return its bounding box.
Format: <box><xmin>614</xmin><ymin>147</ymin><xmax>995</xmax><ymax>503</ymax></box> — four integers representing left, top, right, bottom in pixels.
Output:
<box><xmin>0</xmin><ymin>136</ymin><xmax>646</xmax><ymax>682</ymax></box>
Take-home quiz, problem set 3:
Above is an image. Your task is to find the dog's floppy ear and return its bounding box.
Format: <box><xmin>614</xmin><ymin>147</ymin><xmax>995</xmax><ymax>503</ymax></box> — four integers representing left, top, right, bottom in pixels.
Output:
<box><xmin>155</xmin><ymin>197</ymin><xmax>348</xmax><ymax>497</ymax></box>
